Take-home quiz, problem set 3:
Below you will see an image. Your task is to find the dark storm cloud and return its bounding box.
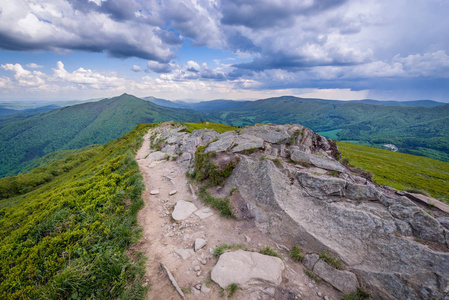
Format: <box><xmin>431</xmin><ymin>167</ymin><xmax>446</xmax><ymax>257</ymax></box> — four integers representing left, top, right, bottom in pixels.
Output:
<box><xmin>220</xmin><ymin>0</ymin><xmax>347</xmax><ymax>29</ymax></box>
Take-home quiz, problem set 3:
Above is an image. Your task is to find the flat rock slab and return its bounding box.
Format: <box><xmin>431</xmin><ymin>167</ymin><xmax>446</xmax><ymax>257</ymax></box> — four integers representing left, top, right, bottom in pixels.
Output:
<box><xmin>194</xmin><ymin>208</ymin><xmax>214</xmax><ymax>219</ymax></box>
<box><xmin>169</xmin><ymin>190</ymin><xmax>177</xmax><ymax>196</ymax></box>
<box><xmin>313</xmin><ymin>260</ymin><xmax>358</xmax><ymax>294</ymax></box>
<box><xmin>175</xmin><ymin>248</ymin><xmax>194</xmax><ymax>260</ymax></box>
<box><xmin>194</xmin><ymin>238</ymin><xmax>207</xmax><ymax>251</ymax></box>
<box><xmin>291</xmin><ymin>150</ymin><xmax>345</xmax><ymax>172</ymax></box>
<box><xmin>147</xmin><ymin>151</ymin><xmax>167</xmax><ymax>161</ymax></box>
<box><xmin>172</xmin><ymin>200</ymin><xmax>198</xmax><ymax>221</ymax></box>
<box><xmin>211</xmin><ymin>250</ymin><xmax>285</xmax><ymax>289</ymax></box>
<box><xmin>150</xmin><ymin>190</ymin><xmax>160</xmax><ymax>195</ymax></box>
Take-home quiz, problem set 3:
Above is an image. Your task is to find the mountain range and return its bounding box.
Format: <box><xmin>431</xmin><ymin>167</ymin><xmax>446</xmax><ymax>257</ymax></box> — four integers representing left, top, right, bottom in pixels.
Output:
<box><xmin>1</xmin><ymin>93</ymin><xmax>448</xmax><ymax>178</ymax></box>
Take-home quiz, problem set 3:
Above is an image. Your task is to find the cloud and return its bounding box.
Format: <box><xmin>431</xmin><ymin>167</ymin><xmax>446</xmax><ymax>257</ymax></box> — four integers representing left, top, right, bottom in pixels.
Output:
<box><xmin>147</xmin><ymin>61</ymin><xmax>176</xmax><ymax>74</ymax></box>
<box><xmin>26</xmin><ymin>63</ymin><xmax>43</xmax><ymax>69</ymax></box>
<box><xmin>131</xmin><ymin>65</ymin><xmax>142</xmax><ymax>72</ymax></box>
<box><xmin>0</xmin><ymin>0</ymin><xmax>174</xmax><ymax>61</ymax></box>
<box><xmin>1</xmin><ymin>63</ymin><xmax>46</xmax><ymax>86</ymax></box>
<box><xmin>52</xmin><ymin>61</ymin><xmax>125</xmax><ymax>88</ymax></box>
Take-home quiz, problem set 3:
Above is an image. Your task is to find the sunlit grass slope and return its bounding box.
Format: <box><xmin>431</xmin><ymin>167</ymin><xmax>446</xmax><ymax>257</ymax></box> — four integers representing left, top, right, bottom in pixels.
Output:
<box><xmin>0</xmin><ymin>123</ymin><xmax>154</xmax><ymax>299</ymax></box>
<box><xmin>338</xmin><ymin>142</ymin><xmax>449</xmax><ymax>203</ymax></box>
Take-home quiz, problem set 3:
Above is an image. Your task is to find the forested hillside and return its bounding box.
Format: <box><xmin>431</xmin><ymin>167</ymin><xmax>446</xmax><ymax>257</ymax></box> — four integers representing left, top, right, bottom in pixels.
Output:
<box><xmin>0</xmin><ymin>94</ymin><xmax>204</xmax><ymax>177</ymax></box>
<box><xmin>0</xmin><ymin>123</ymin><xmax>153</xmax><ymax>299</ymax></box>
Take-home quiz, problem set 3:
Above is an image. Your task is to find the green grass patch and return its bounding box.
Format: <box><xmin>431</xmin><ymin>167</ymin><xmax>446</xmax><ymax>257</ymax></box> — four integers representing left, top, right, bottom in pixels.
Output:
<box><xmin>319</xmin><ymin>252</ymin><xmax>343</xmax><ymax>270</ymax></box>
<box><xmin>226</xmin><ymin>283</ymin><xmax>239</xmax><ymax>297</ymax></box>
<box><xmin>259</xmin><ymin>246</ymin><xmax>282</xmax><ymax>259</ymax></box>
<box><xmin>189</xmin><ymin>144</ymin><xmax>236</xmax><ymax>186</ymax></box>
<box><xmin>304</xmin><ymin>269</ymin><xmax>322</xmax><ymax>283</ymax></box>
<box><xmin>0</xmin><ymin>123</ymin><xmax>155</xmax><ymax>299</ymax></box>
<box><xmin>289</xmin><ymin>245</ymin><xmax>303</xmax><ymax>262</ymax></box>
<box><xmin>342</xmin><ymin>287</ymin><xmax>370</xmax><ymax>300</ymax></box>
<box><xmin>213</xmin><ymin>244</ymin><xmax>244</xmax><ymax>256</ymax></box>
<box><xmin>338</xmin><ymin>142</ymin><xmax>449</xmax><ymax>203</ymax></box>
<box><xmin>199</xmin><ymin>186</ymin><xmax>235</xmax><ymax>218</ymax></box>
<box><xmin>182</xmin><ymin>122</ymin><xmax>237</xmax><ymax>133</ymax></box>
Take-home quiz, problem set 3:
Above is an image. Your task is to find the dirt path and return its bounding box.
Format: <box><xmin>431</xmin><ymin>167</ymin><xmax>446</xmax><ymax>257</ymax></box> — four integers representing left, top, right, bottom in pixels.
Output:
<box><xmin>133</xmin><ymin>130</ymin><xmax>340</xmax><ymax>300</ymax></box>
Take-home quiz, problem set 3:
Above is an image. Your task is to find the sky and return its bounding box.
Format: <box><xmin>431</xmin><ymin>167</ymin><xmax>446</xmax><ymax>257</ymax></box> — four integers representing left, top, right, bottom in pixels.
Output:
<box><xmin>0</xmin><ymin>0</ymin><xmax>449</xmax><ymax>102</ymax></box>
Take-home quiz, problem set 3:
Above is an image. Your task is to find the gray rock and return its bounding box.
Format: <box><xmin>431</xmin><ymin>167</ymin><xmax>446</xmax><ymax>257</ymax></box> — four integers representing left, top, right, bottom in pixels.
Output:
<box><xmin>240</xmin><ymin>125</ymin><xmax>291</xmax><ymax>144</ymax></box>
<box><xmin>194</xmin><ymin>266</ymin><xmax>201</xmax><ymax>271</ymax></box>
<box><xmin>313</xmin><ymin>260</ymin><xmax>358</xmax><ymax>294</ymax></box>
<box><xmin>201</xmin><ymin>283</ymin><xmax>211</xmax><ymax>293</ymax></box>
<box><xmin>169</xmin><ymin>190</ymin><xmax>177</xmax><ymax>196</ymax></box>
<box><xmin>175</xmin><ymin>249</ymin><xmax>194</xmax><ymax>260</ymax></box>
<box><xmin>303</xmin><ymin>253</ymin><xmax>320</xmax><ymax>270</ymax></box>
<box><xmin>194</xmin><ymin>208</ymin><xmax>213</xmax><ymax>219</ymax></box>
<box><xmin>194</xmin><ymin>238</ymin><xmax>207</xmax><ymax>251</ymax></box>
<box><xmin>206</xmin><ymin>132</ymin><xmax>237</xmax><ymax>153</ymax></box>
<box><xmin>297</xmin><ymin>172</ymin><xmax>346</xmax><ymax>199</ymax></box>
<box><xmin>226</xmin><ymin>155</ymin><xmax>449</xmax><ymax>300</ymax></box>
<box><xmin>150</xmin><ymin>190</ymin><xmax>160</xmax><ymax>195</ymax></box>
<box><xmin>172</xmin><ymin>200</ymin><xmax>197</xmax><ymax>221</ymax></box>
<box><xmin>211</xmin><ymin>250</ymin><xmax>285</xmax><ymax>289</ymax></box>
<box><xmin>160</xmin><ymin>262</ymin><xmax>186</xmax><ymax>300</ymax></box>
<box><xmin>231</xmin><ymin>134</ymin><xmax>264</xmax><ymax>152</ymax></box>
<box><xmin>345</xmin><ymin>182</ymin><xmax>382</xmax><ymax>201</ymax></box>
<box><xmin>290</xmin><ymin>150</ymin><xmax>345</xmax><ymax>172</ymax></box>
<box><xmin>437</xmin><ymin>217</ymin><xmax>449</xmax><ymax>230</ymax></box>
<box><xmin>147</xmin><ymin>151</ymin><xmax>167</xmax><ymax>161</ymax></box>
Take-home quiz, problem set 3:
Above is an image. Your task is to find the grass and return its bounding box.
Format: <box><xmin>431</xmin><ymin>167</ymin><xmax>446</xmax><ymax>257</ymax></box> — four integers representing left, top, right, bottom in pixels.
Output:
<box><xmin>213</xmin><ymin>244</ymin><xmax>244</xmax><ymax>256</ymax></box>
<box><xmin>182</xmin><ymin>122</ymin><xmax>238</xmax><ymax>133</ymax></box>
<box><xmin>0</xmin><ymin>123</ymin><xmax>154</xmax><ymax>299</ymax></box>
<box><xmin>199</xmin><ymin>186</ymin><xmax>235</xmax><ymax>218</ymax></box>
<box><xmin>338</xmin><ymin>142</ymin><xmax>449</xmax><ymax>203</ymax></box>
<box><xmin>319</xmin><ymin>252</ymin><xmax>343</xmax><ymax>270</ymax></box>
<box><xmin>259</xmin><ymin>246</ymin><xmax>282</xmax><ymax>259</ymax></box>
<box><xmin>289</xmin><ymin>245</ymin><xmax>303</xmax><ymax>262</ymax></box>
<box><xmin>226</xmin><ymin>283</ymin><xmax>238</xmax><ymax>297</ymax></box>
<box><xmin>304</xmin><ymin>269</ymin><xmax>322</xmax><ymax>283</ymax></box>
<box><xmin>341</xmin><ymin>287</ymin><xmax>370</xmax><ymax>300</ymax></box>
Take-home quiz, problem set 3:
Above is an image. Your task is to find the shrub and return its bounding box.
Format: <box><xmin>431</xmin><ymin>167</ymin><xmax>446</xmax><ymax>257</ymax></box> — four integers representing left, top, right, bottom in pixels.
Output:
<box><xmin>342</xmin><ymin>287</ymin><xmax>370</xmax><ymax>300</ymax></box>
<box><xmin>259</xmin><ymin>246</ymin><xmax>281</xmax><ymax>259</ymax></box>
<box><xmin>289</xmin><ymin>245</ymin><xmax>303</xmax><ymax>262</ymax></box>
<box><xmin>213</xmin><ymin>244</ymin><xmax>244</xmax><ymax>256</ymax></box>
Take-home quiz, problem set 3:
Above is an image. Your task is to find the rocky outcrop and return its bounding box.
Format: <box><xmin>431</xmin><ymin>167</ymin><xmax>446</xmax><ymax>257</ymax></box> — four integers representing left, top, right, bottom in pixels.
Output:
<box><xmin>149</xmin><ymin>122</ymin><xmax>449</xmax><ymax>299</ymax></box>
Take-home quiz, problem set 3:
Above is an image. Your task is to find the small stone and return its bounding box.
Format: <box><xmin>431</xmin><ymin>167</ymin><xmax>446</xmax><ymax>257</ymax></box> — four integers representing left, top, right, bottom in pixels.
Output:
<box><xmin>175</xmin><ymin>249</ymin><xmax>194</xmax><ymax>260</ymax></box>
<box><xmin>150</xmin><ymin>190</ymin><xmax>159</xmax><ymax>195</ymax></box>
<box><xmin>194</xmin><ymin>238</ymin><xmax>207</xmax><ymax>251</ymax></box>
<box><xmin>196</xmin><ymin>271</ymin><xmax>202</xmax><ymax>276</ymax></box>
<box><xmin>308</xmin><ymin>283</ymin><xmax>314</xmax><ymax>288</ymax></box>
<box><xmin>172</xmin><ymin>200</ymin><xmax>198</xmax><ymax>221</ymax></box>
<box><xmin>324</xmin><ymin>296</ymin><xmax>330</xmax><ymax>300</ymax></box>
<box><xmin>192</xmin><ymin>287</ymin><xmax>200</xmax><ymax>295</ymax></box>
<box><xmin>244</xmin><ymin>235</ymin><xmax>251</xmax><ymax>242</ymax></box>
<box><xmin>317</xmin><ymin>292</ymin><xmax>322</xmax><ymax>297</ymax></box>
<box><xmin>194</xmin><ymin>266</ymin><xmax>201</xmax><ymax>271</ymax></box>
<box><xmin>194</xmin><ymin>208</ymin><xmax>214</xmax><ymax>219</ymax></box>
<box><xmin>169</xmin><ymin>190</ymin><xmax>177</xmax><ymax>196</ymax></box>
<box><xmin>201</xmin><ymin>259</ymin><xmax>207</xmax><ymax>265</ymax></box>
<box><xmin>201</xmin><ymin>284</ymin><xmax>211</xmax><ymax>293</ymax></box>
<box><xmin>195</xmin><ymin>284</ymin><xmax>202</xmax><ymax>290</ymax></box>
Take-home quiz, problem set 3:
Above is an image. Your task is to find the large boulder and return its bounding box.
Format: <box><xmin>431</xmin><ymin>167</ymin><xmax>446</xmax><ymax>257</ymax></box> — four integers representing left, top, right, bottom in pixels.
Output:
<box><xmin>211</xmin><ymin>250</ymin><xmax>285</xmax><ymax>289</ymax></box>
<box><xmin>226</xmin><ymin>156</ymin><xmax>449</xmax><ymax>299</ymax></box>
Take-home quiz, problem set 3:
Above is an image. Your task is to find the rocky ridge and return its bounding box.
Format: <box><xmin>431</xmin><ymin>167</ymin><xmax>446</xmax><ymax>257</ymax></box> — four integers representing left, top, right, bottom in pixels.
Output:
<box><xmin>140</xmin><ymin>122</ymin><xmax>449</xmax><ymax>300</ymax></box>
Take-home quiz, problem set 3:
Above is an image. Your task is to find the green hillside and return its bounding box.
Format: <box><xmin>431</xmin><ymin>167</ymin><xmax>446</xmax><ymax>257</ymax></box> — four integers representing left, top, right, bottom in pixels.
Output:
<box><xmin>0</xmin><ymin>123</ymin><xmax>153</xmax><ymax>299</ymax></box>
<box><xmin>201</xmin><ymin>96</ymin><xmax>449</xmax><ymax>162</ymax></box>
<box><xmin>0</xmin><ymin>94</ymin><xmax>205</xmax><ymax>177</ymax></box>
<box><xmin>338</xmin><ymin>142</ymin><xmax>449</xmax><ymax>203</ymax></box>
